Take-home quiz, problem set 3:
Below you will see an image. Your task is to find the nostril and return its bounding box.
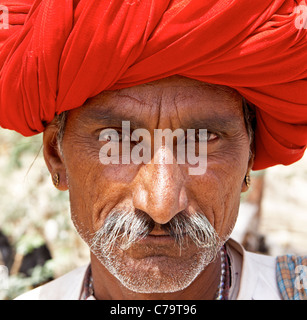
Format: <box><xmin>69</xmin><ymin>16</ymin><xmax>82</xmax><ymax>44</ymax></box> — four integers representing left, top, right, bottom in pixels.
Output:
<box><xmin>133</xmin><ymin>209</ymin><xmax>155</xmax><ymax>235</ymax></box>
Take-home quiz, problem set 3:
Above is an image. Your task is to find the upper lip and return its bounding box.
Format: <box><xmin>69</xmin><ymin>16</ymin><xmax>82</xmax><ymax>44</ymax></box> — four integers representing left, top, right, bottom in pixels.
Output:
<box><xmin>146</xmin><ymin>223</ymin><xmax>171</xmax><ymax>237</ymax></box>
<box><xmin>148</xmin><ymin>230</ymin><xmax>170</xmax><ymax>236</ymax></box>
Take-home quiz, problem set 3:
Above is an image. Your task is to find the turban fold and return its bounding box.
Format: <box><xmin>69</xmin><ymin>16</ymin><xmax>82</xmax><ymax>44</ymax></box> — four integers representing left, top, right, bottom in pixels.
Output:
<box><xmin>0</xmin><ymin>0</ymin><xmax>306</xmax><ymax>170</ymax></box>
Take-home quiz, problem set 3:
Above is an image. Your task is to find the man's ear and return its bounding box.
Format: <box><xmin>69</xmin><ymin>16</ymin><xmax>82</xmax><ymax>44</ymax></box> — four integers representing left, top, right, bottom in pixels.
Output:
<box><xmin>43</xmin><ymin>123</ymin><xmax>68</xmax><ymax>191</ymax></box>
<box><xmin>241</xmin><ymin>146</ymin><xmax>255</xmax><ymax>193</ymax></box>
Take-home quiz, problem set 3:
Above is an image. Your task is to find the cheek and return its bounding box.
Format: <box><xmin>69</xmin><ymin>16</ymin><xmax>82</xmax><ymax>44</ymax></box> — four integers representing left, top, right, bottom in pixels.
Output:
<box><xmin>63</xmin><ymin>140</ymin><xmax>141</xmax><ymax>233</ymax></box>
<box><xmin>188</xmin><ymin>152</ymin><xmax>248</xmax><ymax>237</ymax></box>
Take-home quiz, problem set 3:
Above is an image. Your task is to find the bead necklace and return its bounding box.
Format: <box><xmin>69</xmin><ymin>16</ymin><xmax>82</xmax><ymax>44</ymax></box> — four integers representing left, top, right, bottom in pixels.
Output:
<box><xmin>216</xmin><ymin>246</ymin><xmax>228</xmax><ymax>300</ymax></box>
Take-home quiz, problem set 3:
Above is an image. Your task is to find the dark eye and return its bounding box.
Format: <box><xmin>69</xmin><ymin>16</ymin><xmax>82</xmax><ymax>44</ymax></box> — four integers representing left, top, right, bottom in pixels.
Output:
<box><xmin>188</xmin><ymin>130</ymin><xmax>218</xmax><ymax>143</ymax></box>
<box><xmin>99</xmin><ymin>129</ymin><xmax>121</xmax><ymax>142</ymax></box>
<box><xmin>99</xmin><ymin>129</ymin><xmax>131</xmax><ymax>143</ymax></box>
<box><xmin>197</xmin><ymin>130</ymin><xmax>218</xmax><ymax>142</ymax></box>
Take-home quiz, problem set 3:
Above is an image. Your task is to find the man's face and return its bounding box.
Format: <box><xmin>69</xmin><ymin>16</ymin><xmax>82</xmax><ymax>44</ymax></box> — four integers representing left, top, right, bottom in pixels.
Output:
<box><xmin>56</xmin><ymin>76</ymin><xmax>252</xmax><ymax>293</ymax></box>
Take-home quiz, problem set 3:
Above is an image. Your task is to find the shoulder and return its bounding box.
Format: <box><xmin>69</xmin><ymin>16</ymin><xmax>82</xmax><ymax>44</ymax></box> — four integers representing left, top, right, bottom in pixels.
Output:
<box><xmin>243</xmin><ymin>250</ymin><xmax>282</xmax><ymax>299</ymax></box>
<box><xmin>15</xmin><ymin>264</ymin><xmax>88</xmax><ymax>300</ymax></box>
<box><xmin>227</xmin><ymin>239</ymin><xmax>282</xmax><ymax>300</ymax></box>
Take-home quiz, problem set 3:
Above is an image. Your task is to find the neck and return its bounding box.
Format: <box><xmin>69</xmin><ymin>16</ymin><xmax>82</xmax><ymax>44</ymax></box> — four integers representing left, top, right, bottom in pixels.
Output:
<box><xmin>89</xmin><ymin>251</ymin><xmax>223</xmax><ymax>300</ymax></box>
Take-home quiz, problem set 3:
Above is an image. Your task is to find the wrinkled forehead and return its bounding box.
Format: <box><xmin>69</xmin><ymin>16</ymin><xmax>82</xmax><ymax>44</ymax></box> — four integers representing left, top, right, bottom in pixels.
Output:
<box><xmin>74</xmin><ymin>76</ymin><xmax>244</xmax><ymax>129</ymax></box>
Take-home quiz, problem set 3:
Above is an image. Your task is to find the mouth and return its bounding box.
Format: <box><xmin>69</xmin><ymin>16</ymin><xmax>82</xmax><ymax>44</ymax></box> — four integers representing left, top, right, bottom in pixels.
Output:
<box><xmin>133</xmin><ymin>230</ymin><xmax>189</xmax><ymax>248</ymax></box>
<box><xmin>148</xmin><ymin>228</ymin><xmax>170</xmax><ymax>236</ymax></box>
<box><xmin>123</xmin><ymin>232</ymin><xmax>199</xmax><ymax>262</ymax></box>
<box><xmin>138</xmin><ymin>234</ymin><xmax>175</xmax><ymax>245</ymax></box>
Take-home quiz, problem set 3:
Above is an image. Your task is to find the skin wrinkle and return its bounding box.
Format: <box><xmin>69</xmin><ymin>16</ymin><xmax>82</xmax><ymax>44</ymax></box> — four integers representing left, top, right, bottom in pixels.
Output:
<box><xmin>44</xmin><ymin>76</ymin><xmax>254</xmax><ymax>300</ymax></box>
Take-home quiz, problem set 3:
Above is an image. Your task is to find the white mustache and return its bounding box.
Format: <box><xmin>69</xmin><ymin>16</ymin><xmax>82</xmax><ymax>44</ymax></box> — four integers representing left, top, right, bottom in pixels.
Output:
<box><xmin>90</xmin><ymin>208</ymin><xmax>221</xmax><ymax>257</ymax></box>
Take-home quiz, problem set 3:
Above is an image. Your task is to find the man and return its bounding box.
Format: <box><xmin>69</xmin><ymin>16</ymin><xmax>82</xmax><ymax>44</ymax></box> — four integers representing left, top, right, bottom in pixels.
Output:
<box><xmin>0</xmin><ymin>0</ymin><xmax>306</xmax><ymax>300</ymax></box>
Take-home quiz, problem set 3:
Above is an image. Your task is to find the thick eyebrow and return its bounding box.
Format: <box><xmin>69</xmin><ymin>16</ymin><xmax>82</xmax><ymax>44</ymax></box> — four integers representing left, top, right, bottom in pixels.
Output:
<box><xmin>81</xmin><ymin>104</ymin><xmax>242</xmax><ymax>133</ymax></box>
<box><xmin>81</xmin><ymin>107</ymin><xmax>146</xmax><ymax>130</ymax></box>
<box><xmin>185</xmin><ymin>117</ymin><xmax>243</xmax><ymax>134</ymax></box>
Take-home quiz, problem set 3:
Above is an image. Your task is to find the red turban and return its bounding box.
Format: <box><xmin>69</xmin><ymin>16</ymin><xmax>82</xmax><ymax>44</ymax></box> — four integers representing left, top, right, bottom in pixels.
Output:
<box><xmin>0</xmin><ymin>0</ymin><xmax>306</xmax><ymax>170</ymax></box>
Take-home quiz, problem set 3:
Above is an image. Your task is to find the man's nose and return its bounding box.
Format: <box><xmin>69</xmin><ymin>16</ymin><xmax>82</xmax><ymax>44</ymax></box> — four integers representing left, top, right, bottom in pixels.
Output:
<box><xmin>132</xmin><ymin>147</ymin><xmax>188</xmax><ymax>225</ymax></box>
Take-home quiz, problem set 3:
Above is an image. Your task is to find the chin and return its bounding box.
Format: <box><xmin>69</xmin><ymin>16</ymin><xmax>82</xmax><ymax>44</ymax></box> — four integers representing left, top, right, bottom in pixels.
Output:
<box><xmin>93</xmin><ymin>244</ymin><xmax>219</xmax><ymax>294</ymax></box>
